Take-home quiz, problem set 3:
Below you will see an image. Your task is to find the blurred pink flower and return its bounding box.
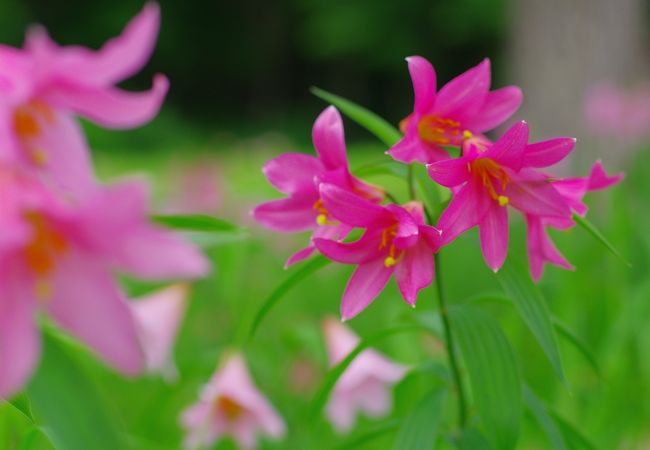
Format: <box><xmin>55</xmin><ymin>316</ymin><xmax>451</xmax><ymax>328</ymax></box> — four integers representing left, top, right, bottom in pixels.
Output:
<box><xmin>254</xmin><ymin>106</ymin><xmax>383</xmax><ymax>267</ymax></box>
<box><xmin>314</xmin><ymin>185</ymin><xmax>440</xmax><ymax>320</ymax></box>
<box><xmin>322</xmin><ymin>317</ymin><xmax>408</xmax><ymax>433</ymax></box>
<box><xmin>585</xmin><ymin>81</ymin><xmax>650</xmax><ymax>144</ymax></box>
<box><xmin>163</xmin><ymin>163</ymin><xmax>223</xmax><ymax>215</ymax></box>
<box><xmin>130</xmin><ymin>284</ymin><xmax>190</xmax><ymax>379</ymax></box>
<box><xmin>388</xmin><ymin>56</ymin><xmax>523</xmax><ymax>164</ymax></box>
<box><xmin>0</xmin><ymin>168</ymin><xmax>209</xmax><ymax>398</ymax></box>
<box><xmin>428</xmin><ymin>121</ymin><xmax>576</xmax><ymax>272</ymax></box>
<box><xmin>0</xmin><ymin>3</ymin><xmax>167</xmax><ymax>194</ymax></box>
<box><xmin>525</xmin><ymin>160</ymin><xmax>624</xmax><ymax>280</ymax></box>
<box><xmin>181</xmin><ymin>352</ymin><xmax>286</xmax><ymax>450</ymax></box>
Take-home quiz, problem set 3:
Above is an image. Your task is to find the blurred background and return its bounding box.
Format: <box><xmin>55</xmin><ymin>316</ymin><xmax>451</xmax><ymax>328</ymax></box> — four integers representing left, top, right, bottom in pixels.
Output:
<box><xmin>1</xmin><ymin>1</ymin><xmax>649</xmax><ymax>449</ymax></box>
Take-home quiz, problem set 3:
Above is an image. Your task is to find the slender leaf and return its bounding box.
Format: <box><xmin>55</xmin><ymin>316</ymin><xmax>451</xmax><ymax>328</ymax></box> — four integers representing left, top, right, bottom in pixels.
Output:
<box><xmin>394</xmin><ymin>388</ymin><xmax>447</xmax><ymax>450</ymax></box>
<box><xmin>7</xmin><ymin>394</ymin><xmax>35</xmax><ymax>423</ymax></box>
<box><xmin>449</xmin><ymin>304</ymin><xmax>522</xmax><ymax>450</ymax></box>
<box><xmin>550</xmin><ymin>412</ymin><xmax>599</xmax><ymax>450</ymax></box>
<box><xmin>26</xmin><ymin>332</ymin><xmax>129</xmax><ymax>450</ymax></box>
<box><xmin>553</xmin><ymin>318</ymin><xmax>602</xmax><ymax>378</ymax></box>
<box><xmin>153</xmin><ymin>214</ymin><xmax>241</xmax><ymax>233</ymax></box>
<box><xmin>523</xmin><ymin>385</ymin><xmax>568</xmax><ymax>450</ymax></box>
<box><xmin>248</xmin><ymin>256</ymin><xmax>330</xmax><ymax>339</ymax></box>
<box><xmin>19</xmin><ymin>427</ymin><xmax>48</xmax><ymax>450</ymax></box>
<box><xmin>353</xmin><ymin>160</ymin><xmax>408</xmax><ymax>179</ymax></box>
<box><xmin>496</xmin><ymin>262</ymin><xmax>566</xmax><ymax>384</ymax></box>
<box><xmin>331</xmin><ymin>420</ymin><xmax>400</xmax><ymax>450</ymax></box>
<box><xmin>457</xmin><ymin>429</ymin><xmax>493</xmax><ymax>450</ymax></box>
<box><xmin>311</xmin><ymin>87</ymin><xmax>401</xmax><ymax>147</ymax></box>
<box><xmin>310</xmin><ymin>324</ymin><xmax>426</xmax><ymax>418</ymax></box>
<box><xmin>572</xmin><ymin>213</ymin><xmax>630</xmax><ymax>266</ymax></box>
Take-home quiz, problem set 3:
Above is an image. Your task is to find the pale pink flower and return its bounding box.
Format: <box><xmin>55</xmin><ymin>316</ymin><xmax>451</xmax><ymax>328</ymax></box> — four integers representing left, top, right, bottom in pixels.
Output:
<box><xmin>130</xmin><ymin>284</ymin><xmax>190</xmax><ymax>379</ymax></box>
<box><xmin>181</xmin><ymin>352</ymin><xmax>286</xmax><ymax>450</ymax></box>
<box><xmin>323</xmin><ymin>317</ymin><xmax>408</xmax><ymax>433</ymax></box>
<box><xmin>0</xmin><ymin>3</ymin><xmax>167</xmax><ymax>194</ymax></box>
<box><xmin>0</xmin><ymin>167</ymin><xmax>209</xmax><ymax>398</ymax></box>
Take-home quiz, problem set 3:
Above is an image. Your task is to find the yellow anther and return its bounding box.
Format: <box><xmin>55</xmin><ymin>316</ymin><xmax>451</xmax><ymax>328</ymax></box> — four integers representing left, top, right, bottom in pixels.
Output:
<box><xmin>316</xmin><ymin>214</ymin><xmax>329</xmax><ymax>226</ymax></box>
<box><xmin>497</xmin><ymin>195</ymin><xmax>509</xmax><ymax>207</ymax></box>
<box><xmin>463</xmin><ymin>130</ymin><xmax>474</xmax><ymax>140</ymax></box>
<box><xmin>35</xmin><ymin>280</ymin><xmax>51</xmax><ymax>301</ymax></box>
<box><xmin>31</xmin><ymin>149</ymin><xmax>47</xmax><ymax>166</ymax></box>
<box><xmin>384</xmin><ymin>256</ymin><xmax>397</xmax><ymax>267</ymax></box>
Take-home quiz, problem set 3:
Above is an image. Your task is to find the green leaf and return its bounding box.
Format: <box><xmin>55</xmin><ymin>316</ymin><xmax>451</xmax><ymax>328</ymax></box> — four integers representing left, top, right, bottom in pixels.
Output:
<box><xmin>572</xmin><ymin>213</ymin><xmax>630</xmax><ymax>266</ymax></box>
<box><xmin>393</xmin><ymin>388</ymin><xmax>447</xmax><ymax>450</ymax></box>
<box><xmin>449</xmin><ymin>304</ymin><xmax>522</xmax><ymax>450</ymax></box>
<box><xmin>310</xmin><ymin>324</ymin><xmax>426</xmax><ymax>418</ymax></box>
<box><xmin>523</xmin><ymin>385</ymin><xmax>568</xmax><ymax>450</ymax></box>
<box><xmin>331</xmin><ymin>420</ymin><xmax>399</xmax><ymax>450</ymax></box>
<box><xmin>457</xmin><ymin>429</ymin><xmax>494</xmax><ymax>450</ymax></box>
<box><xmin>248</xmin><ymin>255</ymin><xmax>331</xmax><ymax>340</ymax></box>
<box><xmin>152</xmin><ymin>214</ymin><xmax>241</xmax><ymax>233</ymax></box>
<box><xmin>352</xmin><ymin>160</ymin><xmax>408</xmax><ymax>179</ymax></box>
<box><xmin>310</xmin><ymin>87</ymin><xmax>402</xmax><ymax>147</ymax></box>
<box><xmin>26</xmin><ymin>332</ymin><xmax>129</xmax><ymax>450</ymax></box>
<box><xmin>550</xmin><ymin>412</ymin><xmax>599</xmax><ymax>450</ymax></box>
<box><xmin>19</xmin><ymin>427</ymin><xmax>49</xmax><ymax>450</ymax></box>
<box><xmin>496</xmin><ymin>262</ymin><xmax>566</xmax><ymax>384</ymax></box>
<box><xmin>553</xmin><ymin>318</ymin><xmax>602</xmax><ymax>378</ymax></box>
<box><xmin>7</xmin><ymin>393</ymin><xmax>35</xmax><ymax>423</ymax></box>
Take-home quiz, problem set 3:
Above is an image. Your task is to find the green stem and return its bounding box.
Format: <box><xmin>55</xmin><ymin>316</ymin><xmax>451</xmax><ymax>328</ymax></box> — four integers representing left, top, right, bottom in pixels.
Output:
<box><xmin>434</xmin><ymin>252</ymin><xmax>467</xmax><ymax>428</ymax></box>
<box><xmin>407</xmin><ymin>164</ymin><xmax>416</xmax><ymax>200</ymax></box>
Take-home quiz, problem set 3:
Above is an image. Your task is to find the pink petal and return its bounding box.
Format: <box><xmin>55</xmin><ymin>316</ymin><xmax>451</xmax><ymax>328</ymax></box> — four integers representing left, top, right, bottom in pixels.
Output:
<box><xmin>47</xmin><ymin>252</ymin><xmax>143</xmax><ymax>375</ymax></box>
<box><xmin>406</xmin><ymin>56</ymin><xmax>437</xmax><ymax>114</ymax></box>
<box><xmin>525</xmin><ymin>215</ymin><xmax>573</xmax><ymax>281</ymax></box>
<box><xmin>130</xmin><ymin>284</ymin><xmax>189</xmax><ymax>374</ymax></box>
<box><xmin>320</xmin><ymin>184</ymin><xmax>392</xmax><ymax>228</ymax></box>
<box><xmin>0</xmin><ymin>270</ymin><xmax>40</xmax><ymax>398</ymax></box>
<box><xmin>467</xmin><ymin>86</ymin><xmax>523</xmax><ymax>132</ymax></box>
<box><xmin>437</xmin><ymin>179</ymin><xmax>491</xmax><ymax>245</ymax></box>
<box><xmin>387</xmin><ymin>129</ymin><xmax>450</xmax><ymax>164</ymax></box>
<box><xmin>427</xmin><ymin>155</ymin><xmax>472</xmax><ymax>187</ymax></box>
<box><xmin>394</xmin><ymin>241</ymin><xmax>435</xmax><ymax>305</ymax></box>
<box><xmin>479</xmin><ymin>202</ymin><xmax>509</xmax><ymax>272</ymax></box>
<box><xmin>285</xmin><ymin>245</ymin><xmax>317</xmax><ymax>268</ymax></box>
<box><xmin>312</xmin><ymin>106</ymin><xmax>348</xmax><ymax>170</ymax></box>
<box><xmin>253</xmin><ymin>195</ymin><xmax>318</xmax><ymax>232</ymax></box>
<box><xmin>484</xmin><ymin>120</ymin><xmax>529</xmax><ymax>171</ymax></box>
<box><xmin>434</xmin><ymin>58</ymin><xmax>490</xmax><ymax>120</ymax></box>
<box><xmin>314</xmin><ymin>230</ymin><xmax>382</xmax><ymax>264</ymax></box>
<box><xmin>586</xmin><ymin>159</ymin><xmax>624</xmax><ymax>191</ymax></box>
<box><xmin>340</xmin><ymin>258</ymin><xmax>393</xmax><ymax>320</ymax></box>
<box><xmin>44</xmin><ymin>74</ymin><xmax>169</xmax><ymax>129</ymax></box>
<box><xmin>505</xmin><ymin>169</ymin><xmax>571</xmax><ymax>218</ymax></box>
<box><xmin>51</xmin><ymin>3</ymin><xmax>161</xmax><ymax>86</ymax></box>
<box><xmin>262</xmin><ymin>152</ymin><xmax>323</xmax><ymax>195</ymax></box>
<box><xmin>523</xmin><ymin>137</ymin><xmax>576</xmax><ymax>168</ymax></box>
<box><xmin>354</xmin><ymin>378</ymin><xmax>392</xmax><ymax>417</ymax></box>
<box><xmin>326</xmin><ymin>393</ymin><xmax>357</xmax><ymax>433</ymax></box>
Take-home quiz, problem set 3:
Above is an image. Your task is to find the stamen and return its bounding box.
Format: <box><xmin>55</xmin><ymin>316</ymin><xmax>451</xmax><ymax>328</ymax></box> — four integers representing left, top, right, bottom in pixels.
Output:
<box><xmin>384</xmin><ymin>256</ymin><xmax>397</xmax><ymax>267</ymax></box>
<box><xmin>417</xmin><ymin>115</ymin><xmax>461</xmax><ymax>145</ymax></box>
<box><xmin>497</xmin><ymin>195</ymin><xmax>509</xmax><ymax>207</ymax></box>
<box><xmin>470</xmin><ymin>158</ymin><xmax>511</xmax><ymax>204</ymax></box>
<box><xmin>216</xmin><ymin>396</ymin><xmax>243</xmax><ymax>421</ymax></box>
<box><xmin>316</xmin><ymin>214</ymin><xmax>329</xmax><ymax>226</ymax></box>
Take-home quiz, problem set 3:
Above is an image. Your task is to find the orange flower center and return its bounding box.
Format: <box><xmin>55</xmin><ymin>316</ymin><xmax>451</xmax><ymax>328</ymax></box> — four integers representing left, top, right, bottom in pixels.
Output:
<box><xmin>313</xmin><ymin>198</ymin><xmax>337</xmax><ymax>226</ymax></box>
<box><xmin>13</xmin><ymin>100</ymin><xmax>56</xmax><ymax>166</ymax></box>
<box><xmin>414</xmin><ymin>115</ymin><xmax>462</xmax><ymax>146</ymax></box>
<box><xmin>470</xmin><ymin>158</ymin><xmax>510</xmax><ymax>206</ymax></box>
<box><xmin>378</xmin><ymin>223</ymin><xmax>402</xmax><ymax>267</ymax></box>
<box><xmin>215</xmin><ymin>396</ymin><xmax>244</xmax><ymax>421</ymax></box>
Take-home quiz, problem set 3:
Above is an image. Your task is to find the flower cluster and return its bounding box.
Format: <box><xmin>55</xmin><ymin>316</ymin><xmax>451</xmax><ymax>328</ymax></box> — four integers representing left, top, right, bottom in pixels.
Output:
<box><xmin>256</xmin><ymin>56</ymin><xmax>623</xmax><ymax>320</ymax></box>
<box><xmin>0</xmin><ymin>4</ymin><xmax>209</xmax><ymax>399</ymax></box>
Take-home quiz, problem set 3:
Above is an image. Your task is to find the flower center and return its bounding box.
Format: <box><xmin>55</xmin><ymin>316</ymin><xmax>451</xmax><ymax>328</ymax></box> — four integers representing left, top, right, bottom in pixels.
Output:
<box><xmin>415</xmin><ymin>115</ymin><xmax>462</xmax><ymax>146</ymax></box>
<box><xmin>378</xmin><ymin>224</ymin><xmax>402</xmax><ymax>267</ymax></box>
<box><xmin>215</xmin><ymin>396</ymin><xmax>244</xmax><ymax>421</ymax></box>
<box><xmin>13</xmin><ymin>100</ymin><xmax>56</xmax><ymax>167</ymax></box>
<box><xmin>24</xmin><ymin>212</ymin><xmax>68</xmax><ymax>280</ymax></box>
<box><xmin>313</xmin><ymin>198</ymin><xmax>337</xmax><ymax>226</ymax></box>
<box><xmin>470</xmin><ymin>158</ymin><xmax>510</xmax><ymax>206</ymax></box>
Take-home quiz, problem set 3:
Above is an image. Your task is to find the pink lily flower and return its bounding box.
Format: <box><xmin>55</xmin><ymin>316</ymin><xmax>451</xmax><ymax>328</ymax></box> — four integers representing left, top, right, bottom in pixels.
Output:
<box><xmin>525</xmin><ymin>160</ymin><xmax>624</xmax><ymax>280</ymax></box>
<box><xmin>0</xmin><ymin>169</ymin><xmax>209</xmax><ymax>398</ymax></box>
<box><xmin>253</xmin><ymin>106</ymin><xmax>383</xmax><ymax>267</ymax></box>
<box><xmin>388</xmin><ymin>56</ymin><xmax>523</xmax><ymax>164</ymax></box>
<box><xmin>322</xmin><ymin>317</ymin><xmax>408</xmax><ymax>433</ymax></box>
<box><xmin>130</xmin><ymin>284</ymin><xmax>191</xmax><ymax>379</ymax></box>
<box><xmin>428</xmin><ymin>121</ymin><xmax>576</xmax><ymax>272</ymax></box>
<box><xmin>313</xmin><ymin>184</ymin><xmax>440</xmax><ymax>320</ymax></box>
<box><xmin>0</xmin><ymin>3</ymin><xmax>167</xmax><ymax>193</ymax></box>
<box><xmin>180</xmin><ymin>352</ymin><xmax>286</xmax><ymax>450</ymax></box>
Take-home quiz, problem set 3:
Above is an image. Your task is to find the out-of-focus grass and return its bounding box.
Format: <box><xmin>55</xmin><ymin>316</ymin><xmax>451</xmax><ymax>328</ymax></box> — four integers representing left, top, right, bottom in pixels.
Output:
<box><xmin>2</xmin><ymin>113</ymin><xmax>648</xmax><ymax>450</ymax></box>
